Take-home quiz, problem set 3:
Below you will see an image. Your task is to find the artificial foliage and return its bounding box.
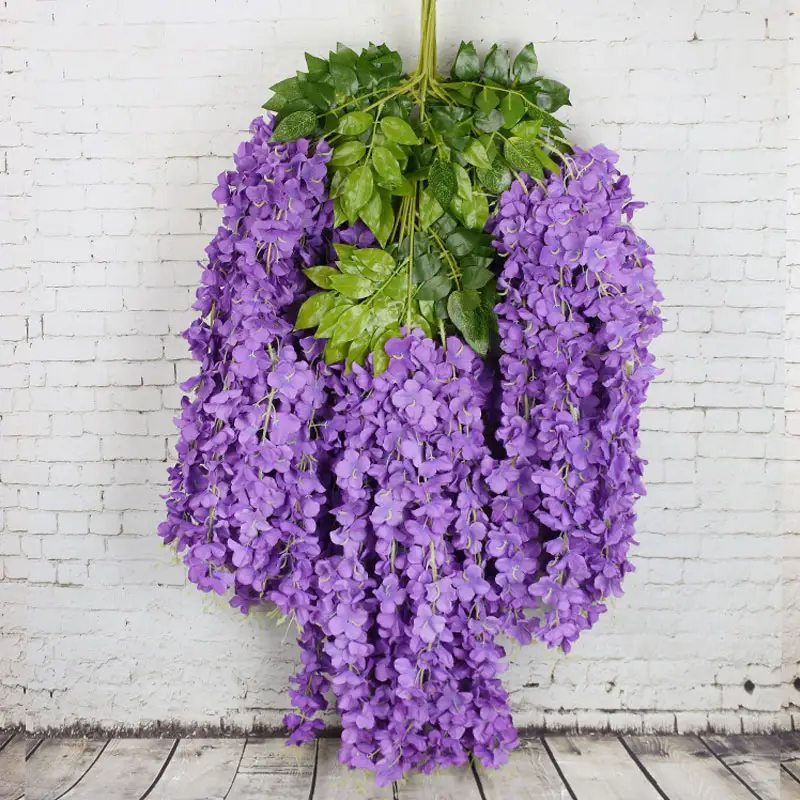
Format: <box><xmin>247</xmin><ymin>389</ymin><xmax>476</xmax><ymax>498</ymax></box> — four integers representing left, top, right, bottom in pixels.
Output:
<box><xmin>160</xmin><ymin>0</ymin><xmax>662</xmax><ymax>784</ymax></box>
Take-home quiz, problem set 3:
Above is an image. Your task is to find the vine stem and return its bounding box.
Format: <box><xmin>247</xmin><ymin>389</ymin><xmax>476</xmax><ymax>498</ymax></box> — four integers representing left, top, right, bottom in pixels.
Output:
<box><xmin>414</xmin><ymin>0</ymin><xmax>438</xmax><ymax>89</ymax></box>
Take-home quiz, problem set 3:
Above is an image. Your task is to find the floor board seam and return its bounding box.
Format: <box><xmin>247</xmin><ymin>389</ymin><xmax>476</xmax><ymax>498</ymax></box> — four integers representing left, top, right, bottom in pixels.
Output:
<box><xmin>616</xmin><ymin>735</ymin><xmax>673</xmax><ymax>800</ymax></box>
<box><xmin>783</xmin><ymin>763</ymin><xmax>800</xmax><ymax>786</ymax></box>
<box><xmin>222</xmin><ymin>736</ymin><xmax>249</xmax><ymax>800</ymax></box>
<box><xmin>539</xmin><ymin>737</ymin><xmax>579</xmax><ymax>800</ymax></box>
<box><xmin>53</xmin><ymin>737</ymin><xmax>111</xmax><ymax>800</ymax></box>
<box><xmin>138</xmin><ymin>737</ymin><xmax>180</xmax><ymax>800</ymax></box>
<box><xmin>697</xmin><ymin>734</ymin><xmax>765</xmax><ymax>800</ymax></box>
<box><xmin>469</xmin><ymin>752</ymin><xmax>488</xmax><ymax>800</ymax></box>
<box><xmin>306</xmin><ymin>738</ymin><xmax>320</xmax><ymax>800</ymax></box>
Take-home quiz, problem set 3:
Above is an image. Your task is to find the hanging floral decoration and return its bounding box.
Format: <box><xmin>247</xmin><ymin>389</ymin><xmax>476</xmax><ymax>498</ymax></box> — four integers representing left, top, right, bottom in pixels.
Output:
<box><xmin>159</xmin><ymin>0</ymin><xmax>662</xmax><ymax>784</ymax></box>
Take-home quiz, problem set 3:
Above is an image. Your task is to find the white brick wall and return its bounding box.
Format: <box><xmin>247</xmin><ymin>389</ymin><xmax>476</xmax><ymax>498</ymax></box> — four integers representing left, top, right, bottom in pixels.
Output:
<box><xmin>2</xmin><ymin>0</ymin><xmax>796</xmax><ymax>733</ymax></box>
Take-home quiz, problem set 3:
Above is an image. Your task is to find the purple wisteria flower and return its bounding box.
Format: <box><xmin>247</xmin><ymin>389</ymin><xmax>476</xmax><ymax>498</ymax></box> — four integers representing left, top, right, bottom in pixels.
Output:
<box><xmin>487</xmin><ymin>144</ymin><xmax>663</xmax><ymax>652</ymax></box>
<box><xmin>160</xmin><ymin>126</ymin><xmax>661</xmax><ymax>784</ymax></box>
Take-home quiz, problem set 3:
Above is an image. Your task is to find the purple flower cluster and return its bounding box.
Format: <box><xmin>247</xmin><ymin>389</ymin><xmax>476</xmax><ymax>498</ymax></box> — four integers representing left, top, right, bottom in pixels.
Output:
<box><xmin>159</xmin><ymin>116</ymin><xmax>338</xmax><ymax>618</ymax></box>
<box><xmin>285</xmin><ymin>332</ymin><xmax>518</xmax><ymax>783</ymax></box>
<box><xmin>161</xmin><ymin>124</ymin><xmax>662</xmax><ymax>783</ymax></box>
<box><xmin>487</xmin><ymin>144</ymin><xmax>663</xmax><ymax>652</ymax></box>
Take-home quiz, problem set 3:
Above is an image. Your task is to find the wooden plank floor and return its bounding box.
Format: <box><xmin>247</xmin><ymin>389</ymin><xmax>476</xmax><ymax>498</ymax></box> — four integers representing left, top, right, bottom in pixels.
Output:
<box><xmin>6</xmin><ymin>731</ymin><xmax>800</xmax><ymax>800</ymax></box>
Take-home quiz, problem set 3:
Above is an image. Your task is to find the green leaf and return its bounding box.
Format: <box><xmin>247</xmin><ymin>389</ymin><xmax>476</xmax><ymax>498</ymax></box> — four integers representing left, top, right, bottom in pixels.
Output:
<box><xmin>301</xmin><ymin>81</ymin><xmax>336</xmax><ymax>111</ymax></box>
<box><xmin>270</xmin><ymin>77</ymin><xmax>303</xmax><ymax>99</ymax></box>
<box><xmin>323</xmin><ymin>335</ymin><xmax>349</xmax><ymax>364</ymax></box>
<box><xmin>371</xmin><ymin>296</ymin><xmax>402</xmax><ymax>330</ymax></box>
<box><xmin>263</xmin><ymin>94</ymin><xmax>288</xmax><ymax>112</ymax></box>
<box><xmin>270</xmin><ymin>110</ymin><xmax>317</xmax><ymax>143</ymax></box>
<box><xmin>417</xmin><ymin>274</ymin><xmax>452</xmax><ymax>301</ymax></box>
<box><xmin>420</xmin><ymin>187</ymin><xmax>444</xmax><ymax>230</ymax></box>
<box><xmin>512</xmin><ymin>43</ymin><xmax>538</xmax><ymax>84</ymax></box>
<box><xmin>355</xmin><ymin>248</ymin><xmax>397</xmax><ymax>280</ymax></box>
<box><xmin>448</xmin><ymin>289</ymin><xmax>490</xmax><ymax>355</ymax></box>
<box><xmin>500</xmin><ymin>93</ymin><xmax>526</xmax><ymax>129</ymax></box>
<box><xmin>329</xmin><ymin>273</ymin><xmax>376</xmax><ymax>299</ymax></box>
<box><xmin>473</xmin><ymin>187</ymin><xmax>491</xmax><ymax>229</ymax></box>
<box><xmin>303</xmin><ymin>266</ymin><xmax>339</xmax><ymax>289</ymax></box>
<box><xmin>372</xmin><ymin>146</ymin><xmax>403</xmax><ymax>185</ymax></box>
<box><xmin>333</xmin><ymin>197</ymin><xmax>348</xmax><ymax>227</ymax></box>
<box><xmin>330</xmin><ymin>61</ymin><xmax>358</xmax><ymax>95</ymax></box>
<box><xmin>451</xmin><ymin>41</ymin><xmax>480</xmax><ymax>81</ymax></box>
<box><xmin>333</xmin><ymin>243</ymin><xmax>358</xmax><ymax>262</ymax></box>
<box><xmin>329</xmin><ymin>169</ymin><xmax>347</xmax><ymax>198</ymax></box>
<box><xmin>450</xmin><ymin>165</ymin><xmax>487</xmax><ymax>230</ymax></box>
<box><xmin>410</xmin><ymin>312</ymin><xmax>433</xmax><ymax>338</ymax></box>
<box><xmin>328</xmin><ymin>304</ymin><xmax>368</xmax><ymax>344</ymax></box>
<box><xmin>305</xmin><ymin>52</ymin><xmax>328</xmax><ymax>74</ymax></box>
<box><xmin>433</xmin><ymin>212</ymin><xmax>458</xmax><ymax>238</ymax></box>
<box><xmin>462</xmin><ymin>263</ymin><xmax>495</xmax><ymax>290</ymax></box>
<box><xmin>343</xmin><ymin>165</ymin><xmax>374</xmax><ymax>215</ymax></box>
<box><xmin>452</xmin><ymin>162</ymin><xmax>472</xmax><ymax>198</ymax></box>
<box><xmin>382</xmin><ymin>272</ymin><xmax>407</xmax><ymax>302</ymax></box>
<box><xmin>477</xmin><ymin>160</ymin><xmax>513</xmax><ymax>195</ymax></box>
<box><xmin>371</xmin><ymin>326</ymin><xmax>399</xmax><ymax>375</ymax></box>
<box><xmin>331</xmin><ymin>42</ymin><xmax>358</xmax><ymax>65</ymax></box>
<box><xmin>504</xmin><ymin>137</ymin><xmax>545</xmax><ymax>179</ymax></box>
<box><xmin>510</xmin><ymin>119</ymin><xmax>542</xmax><ymax>141</ymax></box>
<box><xmin>295</xmin><ymin>291</ymin><xmax>334</xmax><ymax>330</ymax></box>
<box><xmin>413</xmin><ymin>251</ymin><xmax>442</xmax><ymax>282</ymax></box>
<box><xmin>331</xmin><ymin>140</ymin><xmax>367</xmax><ymax>166</ymax></box>
<box><xmin>316</xmin><ymin>298</ymin><xmax>353</xmax><ymax>337</ymax></box>
<box><xmin>380</xmin><ymin>116</ymin><xmax>420</xmax><ymax>145</ymax></box>
<box><xmin>534</xmin><ymin>145</ymin><xmax>562</xmax><ymax>175</ymax></box>
<box><xmin>474</xmin><ymin>109</ymin><xmax>505</xmax><ymax>133</ymax></box>
<box><xmin>273</xmin><ymin>98</ymin><xmax>317</xmax><ymax>121</ymax></box>
<box><xmin>429</xmin><ymin>159</ymin><xmax>457</xmax><ymax>210</ymax></box>
<box><xmin>264</xmin><ymin>77</ymin><xmax>304</xmax><ymax>111</ymax></box>
<box><xmin>462</xmin><ymin>139</ymin><xmax>492</xmax><ymax>170</ymax></box>
<box><xmin>359</xmin><ymin>187</ymin><xmax>384</xmax><ymax>243</ymax></box>
<box><xmin>531</xmin><ymin>78</ymin><xmax>571</xmax><ymax>112</ymax></box>
<box><xmin>418</xmin><ymin>299</ymin><xmax>437</xmax><ymax>324</ymax></box>
<box><xmin>337</xmin><ymin>111</ymin><xmax>373</xmax><ymax>136</ymax></box>
<box><xmin>475</xmin><ymin>87</ymin><xmax>499</xmax><ymax>115</ymax></box>
<box><xmin>375</xmin><ymin>189</ymin><xmax>395</xmax><ymax>247</ymax></box>
<box><xmin>483</xmin><ymin>45</ymin><xmax>511</xmax><ymax>86</ymax></box>
<box><xmin>446</xmin><ymin>228</ymin><xmax>484</xmax><ymax>257</ymax></box>
<box><xmin>346</xmin><ymin>327</ymin><xmax>373</xmax><ymax>369</ymax></box>
<box><xmin>385</xmin><ymin>177</ymin><xmax>415</xmax><ymax>197</ymax></box>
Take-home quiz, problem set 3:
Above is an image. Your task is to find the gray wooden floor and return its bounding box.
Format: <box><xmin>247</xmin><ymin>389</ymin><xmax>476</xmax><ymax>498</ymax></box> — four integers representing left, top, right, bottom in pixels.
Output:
<box><xmin>3</xmin><ymin>731</ymin><xmax>799</xmax><ymax>800</ymax></box>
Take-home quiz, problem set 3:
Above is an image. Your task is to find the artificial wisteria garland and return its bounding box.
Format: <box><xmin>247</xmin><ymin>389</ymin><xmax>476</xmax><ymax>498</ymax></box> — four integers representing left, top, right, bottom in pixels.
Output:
<box><xmin>160</xmin><ymin>0</ymin><xmax>662</xmax><ymax>783</ymax></box>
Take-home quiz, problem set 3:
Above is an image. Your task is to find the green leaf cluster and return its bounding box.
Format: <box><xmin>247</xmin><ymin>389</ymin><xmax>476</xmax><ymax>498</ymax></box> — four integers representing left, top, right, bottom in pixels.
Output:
<box><xmin>261</xmin><ymin>38</ymin><xmax>572</xmax><ymax>369</ymax></box>
<box><xmin>295</xmin><ymin>244</ymin><xmax>422</xmax><ymax>373</ymax></box>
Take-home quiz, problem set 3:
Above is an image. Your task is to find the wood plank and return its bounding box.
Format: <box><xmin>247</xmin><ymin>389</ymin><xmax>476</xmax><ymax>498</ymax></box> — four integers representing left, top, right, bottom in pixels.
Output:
<box><xmin>225</xmin><ymin>738</ymin><xmax>315</xmax><ymax>800</ymax></box>
<box><xmin>311</xmin><ymin>738</ymin><xmax>393</xmax><ymax>799</ymax></box>
<box><xmin>625</xmin><ymin>735</ymin><xmax>758</xmax><ymax>800</ymax></box>
<box><xmin>702</xmin><ymin>734</ymin><xmax>781</xmax><ymax>800</ymax></box>
<box><xmin>475</xmin><ymin>738</ymin><xmax>570</xmax><ymax>800</ymax></box>
<box><xmin>26</xmin><ymin>739</ymin><xmax>108</xmax><ymax>800</ymax></box>
<box><xmin>59</xmin><ymin>738</ymin><xmax>175</xmax><ymax>799</ymax></box>
<box><xmin>145</xmin><ymin>738</ymin><xmax>245</xmax><ymax>800</ymax></box>
<box><xmin>783</xmin><ymin>733</ymin><xmax>800</xmax><ymax>782</ymax></box>
<box><xmin>545</xmin><ymin>735</ymin><xmax>660</xmax><ymax>800</ymax></box>
<box><xmin>781</xmin><ymin>769</ymin><xmax>800</xmax><ymax>800</ymax></box>
<box><xmin>0</xmin><ymin>734</ymin><xmax>25</xmax><ymax>800</ymax></box>
<box><xmin>395</xmin><ymin>760</ymin><xmax>482</xmax><ymax>800</ymax></box>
